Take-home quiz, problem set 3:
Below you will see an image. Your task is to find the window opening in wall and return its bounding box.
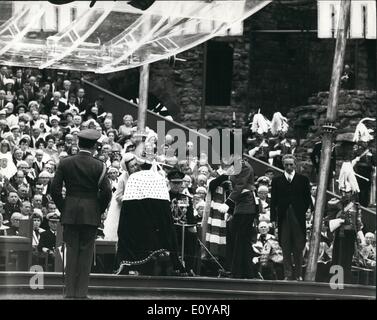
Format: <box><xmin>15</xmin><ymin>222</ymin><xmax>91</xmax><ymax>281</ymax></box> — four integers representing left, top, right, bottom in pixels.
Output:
<box><xmin>205</xmin><ymin>40</ymin><xmax>234</xmax><ymax>106</ymax></box>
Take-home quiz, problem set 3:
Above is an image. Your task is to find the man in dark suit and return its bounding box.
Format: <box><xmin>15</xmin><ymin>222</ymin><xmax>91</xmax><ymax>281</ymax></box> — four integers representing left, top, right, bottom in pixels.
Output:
<box><xmin>51</xmin><ymin>129</ymin><xmax>112</xmax><ymax>299</ymax></box>
<box><xmin>40</xmin><ymin>82</ymin><xmax>53</xmax><ymax>107</ymax></box>
<box><xmin>0</xmin><ymin>66</ymin><xmax>9</xmax><ymax>90</ymax></box>
<box><xmin>75</xmin><ymin>88</ymin><xmax>89</xmax><ymax>112</ymax></box>
<box><xmin>33</xmin><ymin>149</ymin><xmax>46</xmax><ymax>177</ymax></box>
<box><xmin>48</xmin><ymin>91</ymin><xmax>67</xmax><ymax>115</ymax></box>
<box><xmin>270</xmin><ymin>154</ymin><xmax>311</xmax><ymax>281</ymax></box>
<box><xmin>17</xmin><ymin>81</ymin><xmax>34</xmax><ymax>104</ymax></box>
<box><xmin>13</xmin><ymin>69</ymin><xmax>25</xmax><ymax>93</ymax></box>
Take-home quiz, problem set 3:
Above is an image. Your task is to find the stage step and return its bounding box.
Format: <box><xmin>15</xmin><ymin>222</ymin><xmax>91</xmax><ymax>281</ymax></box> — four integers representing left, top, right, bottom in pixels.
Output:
<box><xmin>0</xmin><ymin>272</ymin><xmax>374</xmax><ymax>299</ymax></box>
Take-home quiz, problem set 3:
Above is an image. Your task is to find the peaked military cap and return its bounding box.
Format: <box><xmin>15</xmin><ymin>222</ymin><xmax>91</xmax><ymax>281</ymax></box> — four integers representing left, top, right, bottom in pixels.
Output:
<box><xmin>77</xmin><ymin>129</ymin><xmax>101</xmax><ymax>141</ymax></box>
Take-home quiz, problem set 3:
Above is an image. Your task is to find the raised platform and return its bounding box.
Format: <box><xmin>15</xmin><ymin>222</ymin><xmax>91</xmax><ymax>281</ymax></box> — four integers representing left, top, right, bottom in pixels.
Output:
<box><xmin>0</xmin><ymin>272</ymin><xmax>375</xmax><ymax>300</ymax></box>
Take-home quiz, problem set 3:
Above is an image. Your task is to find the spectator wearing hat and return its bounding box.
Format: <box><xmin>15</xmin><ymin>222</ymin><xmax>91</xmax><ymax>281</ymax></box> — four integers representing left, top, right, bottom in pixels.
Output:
<box><xmin>16</xmin><ymin>103</ymin><xmax>27</xmax><ymax>116</ymax></box>
<box><xmin>38</xmin><ymin>211</ymin><xmax>60</xmax><ymax>270</ymax></box>
<box><xmin>107</xmin><ymin>166</ymin><xmax>119</xmax><ymax>193</ymax></box>
<box><xmin>106</xmin><ymin>130</ymin><xmax>122</xmax><ymax>153</ymax></box>
<box><xmin>10</xmin><ymin>124</ymin><xmax>21</xmax><ymax>145</ymax></box>
<box><xmin>168</xmin><ymin>168</ymin><xmax>198</xmax><ymax>275</ymax></box>
<box><xmin>51</xmin><ymin>128</ymin><xmax>112</xmax><ymax>298</ymax></box>
<box><xmin>3</xmin><ymin>78</ymin><xmax>15</xmax><ymax>101</ymax></box>
<box><xmin>196</xmin><ymin>174</ymin><xmax>207</xmax><ymax>188</ymax></box>
<box><xmin>103</xmin><ymin>152</ymin><xmax>140</xmax><ymax>241</ymax></box>
<box><xmin>44</xmin><ymin>135</ymin><xmax>59</xmax><ymax>164</ymax></box>
<box><xmin>256</xmin><ymin>175</ymin><xmax>271</xmax><ymax>196</ymax></box>
<box><xmin>49</xmin><ymin>115</ymin><xmax>61</xmax><ymax>136</ymax></box>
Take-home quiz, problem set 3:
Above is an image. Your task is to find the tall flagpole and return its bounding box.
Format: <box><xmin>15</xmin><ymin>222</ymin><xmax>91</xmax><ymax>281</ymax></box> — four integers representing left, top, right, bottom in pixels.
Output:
<box><xmin>305</xmin><ymin>0</ymin><xmax>351</xmax><ymax>281</ymax></box>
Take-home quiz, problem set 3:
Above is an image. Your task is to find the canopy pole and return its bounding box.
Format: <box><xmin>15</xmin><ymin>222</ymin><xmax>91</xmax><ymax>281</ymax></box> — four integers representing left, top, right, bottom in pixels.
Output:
<box><xmin>137</xmin><ymin>63</ymin><xmax>150</xmax><ymax>134</ymax></box>
<box><xmin>305</xmin><ymin>0</ymin><xmax>351</xmax><ymax>282</ymax></box>
<box><xmin>137</xmin><ymin>15</ymin><xmax>151</xmax><ymax>139</ymax></box>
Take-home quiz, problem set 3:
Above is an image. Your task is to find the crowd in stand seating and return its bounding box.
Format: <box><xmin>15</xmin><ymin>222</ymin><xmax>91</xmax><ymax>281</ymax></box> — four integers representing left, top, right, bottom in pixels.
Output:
<box><xmin>0</xmin><ymin>65</ymin><xmax>375</xmax><ymax>285</ymax></box>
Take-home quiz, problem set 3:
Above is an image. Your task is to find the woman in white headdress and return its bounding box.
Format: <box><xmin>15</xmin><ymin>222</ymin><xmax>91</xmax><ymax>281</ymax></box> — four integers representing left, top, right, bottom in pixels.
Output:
<box><xmin>103</xmin><ymin>153</ymin><xmax>140</xmax><ymax>241</ymax></box>
<box><xmin>0</xmin><ymin>139</ymin><xmax>17</xmax><ymax>179</ymax></box>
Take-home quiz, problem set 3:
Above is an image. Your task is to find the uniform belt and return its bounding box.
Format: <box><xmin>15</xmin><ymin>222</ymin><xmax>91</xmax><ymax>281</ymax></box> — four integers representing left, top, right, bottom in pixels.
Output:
<box><xmin>66</xmin><ymin>191</ymin><xmax>98</xmax><ymax>198</ymax></box>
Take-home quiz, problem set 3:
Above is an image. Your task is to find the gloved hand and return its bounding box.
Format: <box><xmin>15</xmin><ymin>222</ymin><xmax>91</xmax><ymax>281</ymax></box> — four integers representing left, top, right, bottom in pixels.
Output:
<box><xmin>218</xmin><ymin>203</ymin><xmax>229</xmax><ymax>214</ymax></box>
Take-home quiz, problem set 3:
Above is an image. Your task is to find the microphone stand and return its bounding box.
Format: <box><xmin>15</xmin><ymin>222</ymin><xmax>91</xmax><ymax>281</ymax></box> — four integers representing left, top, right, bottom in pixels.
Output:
<box><xmin>62</xmin><ymin>242</ymin><xmax>65</xmax><ymax>297</ymax></box>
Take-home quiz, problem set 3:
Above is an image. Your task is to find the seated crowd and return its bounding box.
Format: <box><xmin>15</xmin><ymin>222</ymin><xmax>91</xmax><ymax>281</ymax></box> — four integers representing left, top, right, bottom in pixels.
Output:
<box><xmin>0</xmin><ymin>66</ymin><xmax>375</xmax><ymax>284</ymax></box>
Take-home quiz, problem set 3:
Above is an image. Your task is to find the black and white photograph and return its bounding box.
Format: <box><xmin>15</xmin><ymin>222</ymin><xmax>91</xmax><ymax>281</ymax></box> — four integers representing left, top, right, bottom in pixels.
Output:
<box><xmin>0</xmin><ymin>0</ymin><xmax>375</xmax><ymax>306</ymax></box>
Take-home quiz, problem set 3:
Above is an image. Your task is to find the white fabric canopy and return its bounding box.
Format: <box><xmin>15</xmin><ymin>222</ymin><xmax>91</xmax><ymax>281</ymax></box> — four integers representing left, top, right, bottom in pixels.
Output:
<box><xmin>0</xmin><ymin>0</ymin><xmax>271</xmax><ymax>73</ymax></box>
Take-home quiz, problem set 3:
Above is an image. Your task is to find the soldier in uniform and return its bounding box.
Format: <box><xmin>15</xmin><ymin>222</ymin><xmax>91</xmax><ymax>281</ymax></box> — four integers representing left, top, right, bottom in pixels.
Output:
<box><xmin>247</xmin><ymin>133</ymin><xmax>270</xmax><ymax>164</ymax></box>
<box><xmin>352</xmin><ymin>142</ymin><xmax>376</xmax><ymax>207</ymax></box>
<box><xmin>38</xmin><ymin>212</ymin><xmax>59</xmax><ymax>271</ymax></box>
<box><xmin>310</xmin><ymin>139</ymin><xmax>336</xmax><ymax>187</ymax></box>
<box><xmin>168</xmin><ymin>169</ymin><xmax>198</xmax><ymax>275</ymax></box>
<box><xmin>269</xmin><ymin>133</ymin><xmax>292</xmax><ymax>170</ymax></box>
<box><xmin>51</xmin><ymin>129</ymin><xmax>112</xmax><ymax>299</ymax></box>
<box><xmin>329</xmin><ymin>190</ymin><xmax>364</xmax><ymax>284</ymax></box>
